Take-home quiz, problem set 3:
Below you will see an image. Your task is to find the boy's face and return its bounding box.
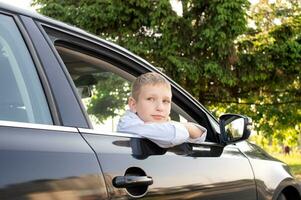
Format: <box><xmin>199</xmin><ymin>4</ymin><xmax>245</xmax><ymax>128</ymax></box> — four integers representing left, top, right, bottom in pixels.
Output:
<box><xmin>129</xmin><ymin>83</ymin><xmax>172</xmax><ymax>123</ymax></box>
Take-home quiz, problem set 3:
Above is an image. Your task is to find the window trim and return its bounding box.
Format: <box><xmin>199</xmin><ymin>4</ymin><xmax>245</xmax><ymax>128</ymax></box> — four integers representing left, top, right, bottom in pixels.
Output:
<box><xmin>20</xmin><ymin>16</ymin><xmax>90</xmax><ymax>128</ymax></box>
<box><xmin>0</xmin><ymin>119</ymin><xmax>77</xmax><ymax>132</ymax></box>
<box><xmin>18</xmin><ymin>13</ymin><xmax>60</xmax><ymax>125</ymax></box>
<box><xmin>16</xmin><ymin>12</ymin><xmax>59</xmax><ymax>124</ymax></box>
<box><xmin>79</xmin><ymin>127</ymin><xmax>222</xmax><ymax>148</ymax></box>
<box><xmin>79</xmin><ymin>127</ymin><xmax>142</xmax><ymax>138</ymax></box>
<box><xmin>36</xmin><ymin>22</ymin><xmax>93</xmax><ymax>128</ymax></box>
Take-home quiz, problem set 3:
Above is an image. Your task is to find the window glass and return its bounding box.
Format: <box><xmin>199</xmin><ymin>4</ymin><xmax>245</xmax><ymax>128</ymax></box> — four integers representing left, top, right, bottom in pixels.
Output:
<box><xmin>0</xmin><ymin>15</ymin><xmax>52</xmax><ymax>124</ymax></box>
<box><xmin>55</xmin><ymin>45</ymin><xmax>192</xmax><ymax>131</ymax></box>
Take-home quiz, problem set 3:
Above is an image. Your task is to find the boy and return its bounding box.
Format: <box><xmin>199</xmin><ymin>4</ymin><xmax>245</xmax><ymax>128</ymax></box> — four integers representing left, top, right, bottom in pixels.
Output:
<box><xmin>117</xmin><ymin>72</ymin><xmax>206</xmax><ymax>148</ymax></box>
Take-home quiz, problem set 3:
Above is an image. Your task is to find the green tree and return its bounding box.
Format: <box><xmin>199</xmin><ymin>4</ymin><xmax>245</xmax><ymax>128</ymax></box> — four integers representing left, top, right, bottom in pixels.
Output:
<box><xmin>232</xmin><ymin>0</ymin><xmax>301</xmax><ymax>146</ymax></box>
<box><xmin>32</xmin><ymin>0</ymin><xmax>300</xmax><ymax>146</ymax></box>
<box><xmin>86</xmin><ymin>72</ymin><xmax>130</xmax><ymax>123</ymax></box>
<box><xmin>32</xmin><ymin>0</ymin><xmax>249</xmax><ymax>101</ymax></box>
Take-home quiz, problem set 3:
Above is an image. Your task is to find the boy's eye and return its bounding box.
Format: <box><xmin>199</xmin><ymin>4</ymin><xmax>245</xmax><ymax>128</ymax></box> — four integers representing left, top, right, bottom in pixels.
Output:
<box><xmin>163</xmin><ymin>99</ymin><xmax>171</xmax><ymax>104</ymax></box>
<box><xmin>147</xmin><ymin>97</ymin><xmax>155</xmax><ymax>101</ymax></box>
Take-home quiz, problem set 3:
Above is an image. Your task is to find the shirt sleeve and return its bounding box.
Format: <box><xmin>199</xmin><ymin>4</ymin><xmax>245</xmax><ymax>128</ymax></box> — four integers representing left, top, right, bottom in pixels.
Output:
<box><xmin>117</xmin><ymin>111</ymin><xmax>189</xmax><ymax>148</ymax></box>
<box><xmin>186</xmin><ymin>124</ymin><xmax>207</xmax><ymax>143</ymax></box>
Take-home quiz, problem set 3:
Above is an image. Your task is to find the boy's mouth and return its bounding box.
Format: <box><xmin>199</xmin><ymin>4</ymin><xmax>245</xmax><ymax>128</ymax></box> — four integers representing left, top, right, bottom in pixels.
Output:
<box><xmin>151</xmin><ymin>115</ymin><xmax>165</xmax><ymax>120</ymax></box>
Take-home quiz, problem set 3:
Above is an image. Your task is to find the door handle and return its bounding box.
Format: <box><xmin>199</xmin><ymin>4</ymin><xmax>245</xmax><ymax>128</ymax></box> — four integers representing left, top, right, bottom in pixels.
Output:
<box><xmin>113</xmin><ymin>175</ymin><xmax>153</xmax><ymax>188</ymax></box>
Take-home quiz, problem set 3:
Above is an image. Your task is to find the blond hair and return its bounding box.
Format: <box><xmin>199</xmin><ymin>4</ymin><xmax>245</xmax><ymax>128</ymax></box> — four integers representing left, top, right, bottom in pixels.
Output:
<box><xmin>131</xmin><ymin>72</ymin><xmax>171</xmax><ymax>100</ymax></box>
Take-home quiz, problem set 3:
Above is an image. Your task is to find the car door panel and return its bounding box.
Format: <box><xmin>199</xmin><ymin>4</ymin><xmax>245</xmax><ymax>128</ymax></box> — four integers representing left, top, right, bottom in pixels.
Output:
<box><xmin>80</xmin><ymin>129</ymin><xmax>256</xmax><ymax>200</ymax></box>
<box><xmin>0</xmin><ymin>123</ymin><xmax>108</xmax><ymax>199</ymax></box>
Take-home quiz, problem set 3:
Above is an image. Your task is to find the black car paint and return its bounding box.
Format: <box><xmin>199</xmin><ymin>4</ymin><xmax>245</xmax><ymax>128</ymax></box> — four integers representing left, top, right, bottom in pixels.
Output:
<box><xmin>0</xmin><ymin>3</ymin><xmax>300</xmax><ymax>200</ymax></box>
<box><xmin>81</xmin><ymin>130</ymin><xmax>256</xmax><ymax>199</ymax></box>
<box><xmin>0</xmin><ymin>123</ymin><xmax>107</xmax><ymax>199</ymax></box>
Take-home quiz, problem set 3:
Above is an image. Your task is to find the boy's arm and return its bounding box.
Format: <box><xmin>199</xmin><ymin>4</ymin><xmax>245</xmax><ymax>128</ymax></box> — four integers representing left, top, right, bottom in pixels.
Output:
<box><xmin>183</xmin><ymin>122</ymin><xmax>206</xmax><ymax>138</ymax></box>
<box><xmin>183</xmin><ymin>122</ymin><xmax>207</xmax><ymax>143</ymax></box>
<box><xmin>117</xmin><ymin>111</ymin><xmax>207</xmax><ymax>147</ymax></box>
<box><xmin>117</xmin><ymin>111</ymin><xmax>190</xmax><ymax>148</ymax></box>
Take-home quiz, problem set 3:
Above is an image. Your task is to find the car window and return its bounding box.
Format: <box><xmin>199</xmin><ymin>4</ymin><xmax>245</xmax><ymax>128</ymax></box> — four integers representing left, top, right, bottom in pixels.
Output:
<box><xmin>54</xmin><ymin>45</ymin><xmax>192</xmax><ymax>131</ymax></box>
<box><xmin>0</xmin><ymin>14</ymin><xmax>52</xmax><ymax>124</ymax></box>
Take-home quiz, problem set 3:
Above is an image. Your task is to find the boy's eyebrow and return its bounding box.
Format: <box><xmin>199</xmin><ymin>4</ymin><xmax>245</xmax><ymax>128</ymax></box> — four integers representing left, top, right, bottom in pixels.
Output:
<box><xmin>144</xmin><ymin>93</ymin><xmax>172</xmax><ymax>98</ymax></box>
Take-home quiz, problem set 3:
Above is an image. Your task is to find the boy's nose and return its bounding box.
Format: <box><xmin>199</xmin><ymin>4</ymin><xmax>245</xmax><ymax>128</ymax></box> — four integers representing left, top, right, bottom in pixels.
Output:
<box><xmin>155</xmin><ymin>101</ymin><xmax>164</xmax><ymax>110</ymax></box>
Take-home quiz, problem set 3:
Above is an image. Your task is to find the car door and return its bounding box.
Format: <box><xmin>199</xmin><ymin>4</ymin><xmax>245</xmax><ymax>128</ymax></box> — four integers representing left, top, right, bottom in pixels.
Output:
<box><xmin>39</xmin><ymin>20</ymin><xmax>257</xmax><ymax>200</ymax></box>
<box><xmin>0</xmin><ymin>11</ymin><xmax>107</xmax><ymax>199</ymax></box>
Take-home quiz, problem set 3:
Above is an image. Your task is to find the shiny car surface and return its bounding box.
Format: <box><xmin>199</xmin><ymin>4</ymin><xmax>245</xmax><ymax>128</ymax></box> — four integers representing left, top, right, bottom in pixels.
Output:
<box><xmin>0</xmin><ymin>3</ymin><xmax>300</xmax><ymax>200</ymax></box>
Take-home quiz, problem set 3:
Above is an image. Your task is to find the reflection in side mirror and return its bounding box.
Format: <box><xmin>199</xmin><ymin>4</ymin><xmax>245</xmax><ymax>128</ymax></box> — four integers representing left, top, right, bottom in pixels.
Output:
<box><xmin>219</xmin><ymin>114</ymin><xmax>252</xmax><ymax>145</ymax></box>
<box><xmin>225</xmin><ymin>118</ymin><xmax>244</xmax><ymax>139</ymax></box>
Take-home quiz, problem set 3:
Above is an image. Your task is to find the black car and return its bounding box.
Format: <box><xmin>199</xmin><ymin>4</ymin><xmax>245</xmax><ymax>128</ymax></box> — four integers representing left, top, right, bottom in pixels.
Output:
<box><xmin>0</xmin><ymin>3</ymin><xmax>300</xmax><ymax>200</ymax></box>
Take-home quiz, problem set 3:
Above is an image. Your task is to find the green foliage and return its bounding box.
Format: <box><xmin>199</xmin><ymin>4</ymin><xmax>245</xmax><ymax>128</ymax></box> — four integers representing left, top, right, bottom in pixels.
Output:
<box><xmin>231</xmin><ymin>1</ymin><xmax>301</xmax><ymax>145</ymax></box>
<box><xmin>32</xmin><ymin>0</ymin><xmax>300</xmax><ymax>146</ymax></box>
<box><xmin>86</xmin><ymin>72</ymin><xmax>130</xmax><ymax>123</ymax></box>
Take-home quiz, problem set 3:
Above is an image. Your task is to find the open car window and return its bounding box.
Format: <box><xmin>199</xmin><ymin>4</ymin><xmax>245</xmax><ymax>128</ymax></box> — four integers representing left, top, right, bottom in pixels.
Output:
<box><xmin>55</xmin><ymin>45</ymin><xmax>198</xmax><ymax>131</ymax></box>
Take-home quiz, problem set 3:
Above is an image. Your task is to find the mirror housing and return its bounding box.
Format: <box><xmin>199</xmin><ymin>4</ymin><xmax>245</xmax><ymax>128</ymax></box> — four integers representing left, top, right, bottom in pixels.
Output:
<box><xmin>219</xmin><ymin>114</ymin><xmax>252</xmax><ymax>145</ymax></box>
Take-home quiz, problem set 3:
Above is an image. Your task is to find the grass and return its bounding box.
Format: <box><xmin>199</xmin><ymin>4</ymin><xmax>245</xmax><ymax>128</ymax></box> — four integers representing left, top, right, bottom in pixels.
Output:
<box><xmin>249</xmin><ymin>136</ymin><xmax>301</xmax><ymax>180</ymax></box>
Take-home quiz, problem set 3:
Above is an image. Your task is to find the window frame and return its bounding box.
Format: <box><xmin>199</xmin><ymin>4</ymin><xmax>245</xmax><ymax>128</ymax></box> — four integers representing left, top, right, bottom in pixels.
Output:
<box><xmin>46</xmin><ymin>45</ymin><xmax>197</xmax><ymax>129</ymax></box>
<box><xmin>38</xmin><ymin>22</ymin><xmax>220</xmax><ymax>143</ymax></box>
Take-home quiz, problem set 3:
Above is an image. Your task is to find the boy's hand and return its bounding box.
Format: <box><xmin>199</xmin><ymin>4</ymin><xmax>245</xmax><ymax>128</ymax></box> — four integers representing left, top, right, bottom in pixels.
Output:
<box><xmin>183</xmin><ymin>122</ymin><xmax>203</xmax><ymax>139</ymax></box>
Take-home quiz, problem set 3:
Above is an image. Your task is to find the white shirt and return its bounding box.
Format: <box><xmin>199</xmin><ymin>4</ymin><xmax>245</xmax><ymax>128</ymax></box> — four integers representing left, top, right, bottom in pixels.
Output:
<box><xmin>117</xmin><ymin>110</ymin><xmax>207</xmax><ymax>148</ymax></box>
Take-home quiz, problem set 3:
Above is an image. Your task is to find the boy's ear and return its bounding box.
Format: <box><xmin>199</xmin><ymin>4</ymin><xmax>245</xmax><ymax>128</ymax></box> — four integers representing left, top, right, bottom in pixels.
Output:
<box><xmin>128</xmin><ymin>97</ymin><xmax>137</xmax><ymax>112</ymax></box>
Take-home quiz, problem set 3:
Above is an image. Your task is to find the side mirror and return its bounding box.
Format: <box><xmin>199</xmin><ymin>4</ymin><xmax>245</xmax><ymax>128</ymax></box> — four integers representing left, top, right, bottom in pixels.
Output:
<box><xmin>219</xmin><ymin>114</ymin><xmax>252</xmax><ymax>145</ymax></box>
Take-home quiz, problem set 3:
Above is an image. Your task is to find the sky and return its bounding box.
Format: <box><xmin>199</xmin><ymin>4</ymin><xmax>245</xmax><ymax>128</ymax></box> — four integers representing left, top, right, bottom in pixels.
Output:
<box><xmin>0</xmin><ymin>0</ymin><xmax>35</xmax><ymax>11</ymax></box>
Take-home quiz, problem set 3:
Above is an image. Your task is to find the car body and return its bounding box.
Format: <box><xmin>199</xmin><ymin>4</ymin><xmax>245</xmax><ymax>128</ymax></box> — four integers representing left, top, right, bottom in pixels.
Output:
<box><xmin>0</xmin><ymin>3</ymin><xmax>300</xmax><ymax>200</ymax></box>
